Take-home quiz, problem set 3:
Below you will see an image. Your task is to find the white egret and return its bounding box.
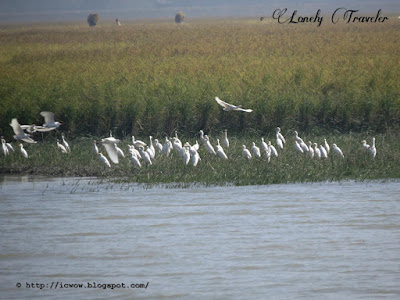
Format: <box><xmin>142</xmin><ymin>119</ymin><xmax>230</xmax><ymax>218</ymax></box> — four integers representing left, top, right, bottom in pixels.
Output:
<box><xmin>370</xmin><ymin>137</ymin><xmax>377</xmax><ymax>159</ymax></box>
<box><xmin>294</xmin><ymin>141</ymin><xmax>304</xmax><ymax>154</ymax></box>
<box><xmin>313</xmin><ymin>143</ymin><xmax>321</xmax><ymax>159</ymax></box>
<box><xmin>19</xmin><ymin>143</ymin><xmax>28</xmax><ymax>158</ymax></box>
<box><xmin>174</xmin><ymin>130</ymin><xmax>183</xmax><ymax>148</ymax></box>
<box><xmin>154</xmin><ymin>139</ymin><xmax>163</xmax><ymax>153</ymax></box>
<box><xmin>268</xmin><ymin>141</ymin><xmax>278</xmax><ymax>157</ymax></box>
<box><xmin>114</xmin><ymin>143</ymin><xmax>125</xmax><ymax>158</ymax></box>
<box><xmin>101</xmin><ymin>136</ymin><xmax>120</xmax><ymax>164</ymax></box>
<box><xmin>35</xmin><ymin>111</ymin><xmax>62</xmax><ymax>132</ymax></box>
<box><xmin>139</xmin><ymin>147</ymin><xmax>152</xmax><ymax>165</ymax></box>
<box><xmin>148</xmin><ymin>136</ymin><xmax>156</xmax><ymax>159</ymax></box>
<box><xmin>132</xmin><ymin>136</ymin><xmax>146</xmax><ymax>148</ymax></box>
<box><xmin>171</xmin><ymin>137</ymin><xmax>182</xmax><ymax>152</ymax></box>
<box><xmin>361</xmin><ymin>140</ymin><xmax>370</xmax><ymax>151</ymax></box>
<box><xmin>295</xmin><ymin>131</ymin><xmax>309</xmax><ymax>152</ymax></box>
<box><xmin>128</xmin><ymin>145</ymin><xmax>141</xmax><ymax>160</ymax></box>
<box><xmin>242</xmin><ymin>145</ymin><xmax>252</xmax><ymax>159</ymax></box>
<box><xmin>320</xmin><ymin>145</ymin><xmax>328</xmax><ymax>158</ymax></box>
<box><xmin>162</xmin><ymin>137</ymin><xmax>172</xmax><ymax>156</ymax></box>
<box><xmin>61</xmin><ymin>133</ymin><xmax>70</xmax><ymax>153</ymax></box>
<box><xmin>222</xmin><ymin>129</ymin><xmax>229</xmax><ymax>148</ymax></box>
<box><xmin>308</xmin><ymin>141</ymin><xmax>314</xmax><ymax>158</ymax></box>
<box><xmin>204</xmin><ymin>135</ymin><xmax>216</xmax><ymax>155</ymax></box>
<box><xmin>324</xmin><ymin>138</ymin><xmax>330</xmax><ymax>154</ymax></box>
<box><xmin>332</xmin><ymin>143</ymin><xmax>344</xmax><ymax>158</ymax></box>
<box><xmin>93</xmin><ymin>141</ymin><xmax>99</xmax><ymax>155</ymax></box>
<box><xmin>215</xmin><ymin>97</ymin><xmax>253</xmax><ymax>112</ymax></box>
<box><xmin>98</xmin><ymin>153</ymin><xmax>111</xmax><ymax>168</ymax></box>
<box><xmin>276</xmin><ymin>134</ymin><xmax>284</xmax><ymax>150</ymax></box>
<box><xmin>129</xmin><ymin>152</ymin><xmax>141</xmax><ymax>168</ymax></box>
<box><xmin>251</xmin><ymin>142</ymin><xmax>261</xmax><ymax>158</ymax></box>
<box><xmin>192</xmin><ymin>140</ymin><xmax>200</xmax><ymax>151</ymax></box>
<box><xmin>1</xmin><ymin>137</ymin><xmax>9</xmax><ymax>156</ymax></box>
<box><xmin>57</xmin><ymin>139</ymin><xmax>68</xmax><ymax>154</ymax></box>
<box><xmin>10</xmin><ymin>118</ymin><xmax>37</xmax><ymax>143</ymax></box>
<box><xmin>216</xmin><ymin>139</ymin><xmax>228</xmax><ymax>160</ymax></box>
<box><xmin>261</xmin><ymin>138</ymin><xmax>269</xmax><ymax>154</ymax></box>
<box><xmin>183</xmin><ymin>146</ymin><xmax>191</xmax><ymax>165</ymax></box>
<box><xmin>276</xmin><ymin>127</ymin><xmax>286</xmax><ymax>144</ymax></box>
<box><xmin>294</xmin><ymin>131</ymin><xmax>303</xmax><ymax>143</ymax></box>
<box><xmin>190</xmin><ymin>148</ymin><xmax>201</xmax><ymax>167</ymax></box>
<box><xmin>199</xmin><ymin>130</ymin><xmax>207</xmax><ymax>144</ymax></box>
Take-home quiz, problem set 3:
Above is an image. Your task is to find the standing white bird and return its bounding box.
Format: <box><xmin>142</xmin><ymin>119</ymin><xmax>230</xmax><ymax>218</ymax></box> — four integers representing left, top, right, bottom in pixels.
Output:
<box><xmin>93</xmin><ymin>141</ymin><xmax>99</xmax><ymax>155</ymax></box>
<box><xmin>214</xmin><ymin>97</ymin><xmax>253</xmax><ymax>112</ymax></box>
<box><xmin>129</xmin><ymin>152</ymin><xmax>141</xmax><ymax>168</ymax></box>
<box><xmin>313</xmin><ymin>143</ymin><xmax>321</xmax><ymax>159</ymax></box>
<box><xmin>190</xmin><ymin>149</ymin><xmax>201</xmax><ymax>167</ymax></box>
<box><xmin>204</xmin><ymin>135</ymin><xmax>216</xmax><ymax>155</ymax></box>
<box><xmin>148</xmin><ymin>136</ymin><xmax>156</xmax><ymax>159</ymax></box>
<box><xmin>242</xmin><ymin>145</ymin><xmax>252</xmax><ymax>159</ymax></box>
<box><xmin>308</xmin><ymin>141</ymin><xmax>314</xmax><ymax>158</ymax></box>
<box><xmin>61</xmin><ymin>133</ymin><xmax>70</xmax><ymax>153</ymax></box>
<box><xmin>183</xmin><ymin>146</ymin><xmax>191</xmax><ymax>165</ymax></box>
<box><xmin>114</xmin><ymin>143</ymin><xmax>125</xmax><ymax>158</ymax></box>
<box><xmin>10</xmin><ymin>119</ymin><xmax>37</xmax><ymax>143</ymax></box>
<box><xmin>276</xmin><ymin>127</ymin><xmax>286</xmax><ymax>144</ymax></box>
<box><xmin>216</xmin><ymin>139</ymin><xmax>228</xmax><ymax>160</ymax></box>
<box><xmin>361</xmin><ymin>140</ymin><xmax>371</xmax><ymax>151</ymax></box>
<box><xmin>139</xmin><ymin>147</ymin><xmax>152</xmax><ymax>165</ymax></box>
<box><xmin>35</xmin><ymin>111</ymin><xmax>62</xmax><ymax>132</ymax></box>
<box><xmin>222</xmin><ymin>129</ymin><xmax>229</xmax><ymax>148</ymax></box>
<box><xmin>101</xmin><ymin>136</ymin><xmax>120</xmax><ymax>164</ymax></box>
<box><xmin>1</xmin><ymin>137</ymin><xmax>9</xmax><ymax>156</ymax></box>
<box><xmin>132</xmin><ymin>136</ymin><xmax>146</xmax><ymax>148</ymax></box>
<box><xmin>320</xmin><ymin>145</ymin><xmax>328</xmax><ymax>158</ymax></box>
<box><xmin>174</xmin><ymin>130</ymin><xmax>183</xmax><ymax>148</ymax></box>
<box><xmin>154</xmin><ymin>139</ymin><xmax>163</xmax><ymax>153</ymax></box>
<box><xmin>332</xmin><ymin>144</ymin><xmax>344</xmax><ymax>158</ymax></box>
<box><xmin>57</xmin><ymin>139</ymin><xmax>68</xmax><ymax>154</ymax></box>
<box><xmin>251</xmin><ymin>142</ymin><xmax>261</xmax><ymax>158</ymax></box>
<box><xmin>162</xmin><ymin>137</ymin><xmax>172</xmax><ymax>156</ymax></box>
<box><xmin>19</xmin><ymin>143</ymin><xmax>28</xmax><ymax>158</ymax></box>
<box><xmin>261</xmin><ymin>138</ymin><xmax>269</xmax><ymax>154</ymax></box>
<box><xmin>199</xmin><ymin>130</ymin><xmax>207</xmax><ymax>144</ymax></box>
<box><xmin>98</xmin><ymin>153</ymin><xmax>111</xmax><ymax>168</ymax></box>
<box><xmin>370</xmin><ymin>137</ymin><xmax>377</xmax><ymax>159</ymax></box>
<box><xmin>294</xmin><ymin>141</ymin><xmax>304</xmax><ymax>154</ymax></box>
<box><xmin>324</xmin><ymin>138</ymin><xmax>330</xmax><ymax>154</ymax></box>
<box><xmin>268</xmin><ymin>141</ymin><xmax>278</xmax><ymax>157</ymax></box>
<box><xmin>171</xmin><ymin>137</ymin><xmax>183</xmax><ymax>152</ymax></box>
<box><xmin>276</xmin><ymin>134</ymin><xmax>284</xmax><ymax>150</ymax></box>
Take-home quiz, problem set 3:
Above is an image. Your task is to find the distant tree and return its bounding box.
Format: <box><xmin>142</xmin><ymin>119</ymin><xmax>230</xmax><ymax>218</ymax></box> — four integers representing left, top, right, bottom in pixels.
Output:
<box><xmin>87</xmin><ymin>13</ymin><xmax>99</xmax><ymax>27</ymax></box>
<box><xmin>175</xmin><ymin>11</ymin><xmax>185</xmax><ymax>24</ymax></box>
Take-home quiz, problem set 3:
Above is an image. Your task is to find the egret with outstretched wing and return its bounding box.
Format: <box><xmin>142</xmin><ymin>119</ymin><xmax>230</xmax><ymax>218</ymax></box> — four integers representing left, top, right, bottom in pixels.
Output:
<box><xmin>215</xmin><ymin>97</ymin><xmax>253</xmax><ymax>112</ymax></box>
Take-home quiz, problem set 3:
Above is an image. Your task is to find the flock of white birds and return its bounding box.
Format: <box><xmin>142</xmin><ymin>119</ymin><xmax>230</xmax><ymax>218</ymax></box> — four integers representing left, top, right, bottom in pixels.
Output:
<box><xmin>2</xmin><ymin>97</ymin><xmax>378</xmax><ymax>168</ymax></box>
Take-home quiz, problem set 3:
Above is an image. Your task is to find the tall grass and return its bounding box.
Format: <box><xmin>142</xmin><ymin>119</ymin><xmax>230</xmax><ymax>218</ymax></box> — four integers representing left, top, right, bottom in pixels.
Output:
<box><xmin>0</xmin><ymin>19</ymin><xmax>399</xmax><ymax>140</ymax></box>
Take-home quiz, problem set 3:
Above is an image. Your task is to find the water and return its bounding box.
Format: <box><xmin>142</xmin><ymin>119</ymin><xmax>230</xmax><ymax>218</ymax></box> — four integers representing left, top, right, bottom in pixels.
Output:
<box><xmin>0</xmin><ymin>176</ymin><xmax>399</xmax><ymax>299</ymax></box>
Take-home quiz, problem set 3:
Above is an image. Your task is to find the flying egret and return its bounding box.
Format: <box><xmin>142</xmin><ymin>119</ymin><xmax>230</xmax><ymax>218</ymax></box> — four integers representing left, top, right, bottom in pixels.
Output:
<box><xmin>10</xmin><ymin>118</ymin><xmax>37</xmax><ymax>143</ymax></box>
<box><xmin>101</xmin><ymin>136</ymin><xmax>120</xmax><ymax>164</ymax></box>
<box><xmin>268</xmin><ymin>141</ymin><xmax>278</xmax><ymax>157</ymax></box>
<box><xmin>251</xmin><ymin>142</ymin><xmax>261</xmax><ymax>158</ymax></box>
<box><xmin>276</xmin><ymin>127</ymin><xmax>286</xmax><ymax>143</ymax></box>
<box><xmin>222</xmin><ymin>129</ymin><xmax>229</xmax><ymax>148</ymax></box>
<box><xmin>98</xmin><ymin>153</ymin><xmax>111</xmax><ymax>168</ymax></box>
<box><xmin>242</xmin><ymin>145</ymin><xmax>252</xmax><ymax>159</ymax></box>
<box><xmin>61</xmin><ymin>133</ymin><xmax>70</xmax><ymax>153</ymax></box>
<box><xmin>20</xmin><ymin>124</ymin><xmax>36</xmax><ymax>133</ymax></box>
<box><xmin>332</xmin><ymin>143</ymin><xmax>344</xmax><ymax>158</ymax></box>
<box><xmin>19</xmin><ymin>143</ymin><xmax>28</xmax><ymax>158</ymax></box>
<box><xmin>57</xmin><ymin>139</ymin><xmax>68</xmax><ymax>154</ymax></box>
<box><xmin>216</xmin><ymin>139</ymin><xmax>228</xmax><ymax>160</ymax></box>
<box><xmin>215</xmin><ymin>97</ymin><xmax>253</xmax><ymax>112</ymax></box>
<box><xmin>370</xmin><ymin>137</ymin><xmax>377</xmax><ymax>159</ymax></box>
<box><xmin>35</xmin><ymin>111</ymin><xmax>62</xmax><ymax>132</ymax></box>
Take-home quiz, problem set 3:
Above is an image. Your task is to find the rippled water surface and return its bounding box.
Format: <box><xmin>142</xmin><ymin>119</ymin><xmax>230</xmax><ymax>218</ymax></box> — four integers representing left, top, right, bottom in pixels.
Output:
<box><xmin>0</xmin><ymin>176</ymin><xmax>399</xmax><ymax>299</ymax></box>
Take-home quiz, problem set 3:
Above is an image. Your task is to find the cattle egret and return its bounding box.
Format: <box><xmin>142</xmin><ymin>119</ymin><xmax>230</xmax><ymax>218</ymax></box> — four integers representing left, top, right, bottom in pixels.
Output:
<box><xmin>215</xmin><ymin>97</ymin><xmax>253</xmax><ymax>112</ymax></box>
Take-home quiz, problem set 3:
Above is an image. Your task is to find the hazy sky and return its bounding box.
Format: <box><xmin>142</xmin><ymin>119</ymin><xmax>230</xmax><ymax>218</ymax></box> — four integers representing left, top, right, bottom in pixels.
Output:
<box><xmin>0</xmin><ymin>0</ymin><xmax>398</xmax><ymax>22</ymax></box>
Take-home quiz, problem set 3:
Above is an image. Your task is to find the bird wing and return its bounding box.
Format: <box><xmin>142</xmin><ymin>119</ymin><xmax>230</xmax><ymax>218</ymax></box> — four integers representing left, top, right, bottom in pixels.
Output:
<box><xmin>20</xmin><ymin>137</ymin><xmax>37</xmax><ymax>144</ymax></box>
<box><xmin>34</xmin><ymin>125</ymin><xmax>56</xmax><ymax>132</ymax></box>
<box><xmin>215</xmin><ymin>97</ymin><xmax>233</xmax><ymax>109</ymax></box>
<box><xmin>10</xmin><ymin>118</ymin><xmax>24</xmax><ymax>135</ymax></box>
<box><xmin>102</xmin><ymin>143</ymin><xmax>119</xmax><ymax>164</ymax></box>
<box><xmin>235</xmin><ymin>107</ymin><xmax>253</xmax><ymax>113</ymax></box>
<box><xmin>40</xmin><ymin>111</ymin><xmax>55</xmax><ymax>125</ymax></box>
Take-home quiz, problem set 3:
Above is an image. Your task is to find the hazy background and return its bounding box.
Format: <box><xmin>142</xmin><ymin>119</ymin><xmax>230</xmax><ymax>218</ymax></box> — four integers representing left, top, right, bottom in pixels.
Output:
<box><xmin>0</xmin><ymin>0</ymin><xmax>398</xmax><ymax>23</ymax></box>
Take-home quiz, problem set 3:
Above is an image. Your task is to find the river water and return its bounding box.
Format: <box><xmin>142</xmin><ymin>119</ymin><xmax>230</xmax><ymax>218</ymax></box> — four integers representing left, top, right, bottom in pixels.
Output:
<box><xmin>0</xmin><ymin>176</ymin><xmax>399</xmax><ymax>299</ymax></box>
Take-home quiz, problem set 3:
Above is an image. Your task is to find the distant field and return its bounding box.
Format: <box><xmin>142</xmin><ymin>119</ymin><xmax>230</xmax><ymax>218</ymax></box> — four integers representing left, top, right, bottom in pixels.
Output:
<box><xmin>0</xmin><ymin>18</ymin><xmax>399</xmax><ymax>139</ymax></box>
